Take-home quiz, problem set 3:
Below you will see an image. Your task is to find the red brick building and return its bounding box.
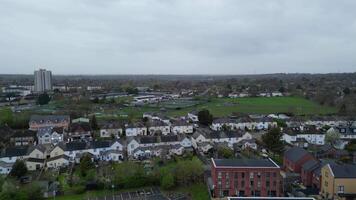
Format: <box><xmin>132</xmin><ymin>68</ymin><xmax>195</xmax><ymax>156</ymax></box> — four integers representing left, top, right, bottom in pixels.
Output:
<box><xmin>283</xmin><ymin>147</ymin><xmax>314</xmax><ymax>173</ymax></box>
<box><xmin>211</xmin><ymin>158</ymin><xmax>282</xmax><ymax>198</ymax></box>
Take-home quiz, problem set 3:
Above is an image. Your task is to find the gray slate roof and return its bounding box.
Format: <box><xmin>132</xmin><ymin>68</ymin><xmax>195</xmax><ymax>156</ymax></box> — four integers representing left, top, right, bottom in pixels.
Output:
<box><xmin>329</xmin><ymin>164</ymin><xmax>356</xmax><ymax>178</ymax></box>
<box><xmin>213</xmin><ymin>158</ymin><xmax>279</xmax><ymax>168</ymax></box>
<box><xmin>284</xmin><ymin>147</ymin><xmax>311</xmax><ymax>162</ymax></box>
<box><xmin>302</xmin><ymin>159</ymin><xmax>319</xmax><ymax>171</ymax></box>
<box><xmin>30</xmin><ymin>115</ymin><xmax>70</xmax><ymax>123</ymax></box>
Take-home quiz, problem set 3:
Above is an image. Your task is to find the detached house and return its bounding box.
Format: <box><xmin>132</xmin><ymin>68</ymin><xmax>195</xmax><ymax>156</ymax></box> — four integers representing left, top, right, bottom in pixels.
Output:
<box><xmin>29</xmin><ymin>115</ymin><xmax>70</xmax><ymax>131</ymax></box>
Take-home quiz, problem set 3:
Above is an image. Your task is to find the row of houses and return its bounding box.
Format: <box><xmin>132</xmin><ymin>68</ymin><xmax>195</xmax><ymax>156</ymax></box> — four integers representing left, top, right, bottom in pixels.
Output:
<box><xmin>127</xmin><ymin>135</ymin><xmax>193</xmax><ymax>159</ymax></box>
<box><xmin>282</xmin><ymin>124</ymin><xmax>356</xmax><ymax>148</ymax></box>
<box><xmin>210</xmin><ymin>117</ymin><xmax>278</xmax><ymax>131</ymax></box>
<box><xmin>191</xmin><ymin>129</ymin><xmax>257</xmax><ymax>153</ymax></box>
<box><xmin>100</xmin><ymin>118</ymin><xmax>194</xmax><ymax>137</ymax></box>
<box><xmin>283</xmin><ymin>146</ymin><xmax>356</xmax><ymax>200</ymax></box>
<box><xmin>0</xmin><ymin>140</ymin><xmax>124</xmax><ymax>174</ymax></box>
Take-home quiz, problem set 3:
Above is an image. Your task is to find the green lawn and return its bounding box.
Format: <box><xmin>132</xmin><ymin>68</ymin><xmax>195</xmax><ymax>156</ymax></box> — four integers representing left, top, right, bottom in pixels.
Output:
<box><xmin>178</xmin><ymin>96</ymin><xmax>337</xmax><ymax>117</ymax></box>
<box><xmin>175</xmin><ymin>183</ymin><xmax>210</xmax><ymax>200</ymax></box>
<box><xmin>95</xmin><ymin>96</ymin><xmax>337</xmax><ymax>119</ymax></box>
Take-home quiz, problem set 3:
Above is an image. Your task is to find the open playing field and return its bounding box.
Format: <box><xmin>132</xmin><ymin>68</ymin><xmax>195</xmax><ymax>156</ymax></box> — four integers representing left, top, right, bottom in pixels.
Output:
<box><xmin>168</xmin><ymin>96</ymin><xmax>337</xmax><ymax>117</ymax></box>
<box><xmin>97</xmin><ymin>96</ymin><xmax>337</xmax><ymax>119</ymax></box>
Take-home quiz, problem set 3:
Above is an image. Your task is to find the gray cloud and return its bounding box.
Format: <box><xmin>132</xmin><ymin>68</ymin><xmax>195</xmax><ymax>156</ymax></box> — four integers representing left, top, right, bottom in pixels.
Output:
<box><xmin>0</xmin><ymin>0</ymin><xmax>355</xmax><ymax>74</ymax></box>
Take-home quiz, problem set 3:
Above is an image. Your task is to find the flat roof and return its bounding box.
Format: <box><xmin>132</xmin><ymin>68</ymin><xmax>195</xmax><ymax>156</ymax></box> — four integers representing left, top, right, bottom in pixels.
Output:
<box><xmin>212</xmin><ymin>158</ymin><xmax>280</xmax><ymax>168</ymax></box>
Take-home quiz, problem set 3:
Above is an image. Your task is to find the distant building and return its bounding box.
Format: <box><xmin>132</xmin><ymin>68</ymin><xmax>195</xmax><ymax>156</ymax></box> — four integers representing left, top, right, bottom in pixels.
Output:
<box><xmin>211</xmin><ymin>158</ymin><xmax>282</xmax><ymax>198</ymax></box>
<box><xmin>29</xmin><ymin>115</ymin><xmax>70</xmax><ymax>131</ymax></box>
<box><xmin>34</xmin><ymin>69</ymin><xmax>52</xmax><ymax>92</ymax></box>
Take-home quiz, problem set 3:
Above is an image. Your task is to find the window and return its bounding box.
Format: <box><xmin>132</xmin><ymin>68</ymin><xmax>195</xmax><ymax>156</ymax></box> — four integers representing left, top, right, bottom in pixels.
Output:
<box><xmin>338</xmin><ymin>185</ymin><xmax>344</xmax><ymax>194</ymax></box>
<box><xmin>325</xmin><ymin>171</ymin><xmax>328</xmax><ymax>178</ymax></box>
<box><xmin>241</xmin><ymin>172</ymin><xmax>245</xmax><ymax>178</ymax></box>
<box><xmin>250</xmin><ymin>172</ymin><xmax>254</xmax><ymax>179</ymax></box>
<box><xmin>325</xmin><ymin>181</ymin><xmax>328</xmax><ymax>187</ymax></box>
<box><xmin>218</xmin><ymin>172</ymin><xmax>222</xmax><ymax>177</ymax></box>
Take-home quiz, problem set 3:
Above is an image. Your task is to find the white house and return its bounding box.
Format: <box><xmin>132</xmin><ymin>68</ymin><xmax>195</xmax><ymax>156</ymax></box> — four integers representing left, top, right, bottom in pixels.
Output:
<box><xmin>37</xmin><ymin>127</ymin><xmax>64</xmax><ymax>145</ymax></box>
<box><xmin>254</xmin><ymin>117</ymin><xmax>277</xmax><ymax>130</ymax></box>
<box><xmin>125</xmin><ymin>122</ymin><xmax>147</xmax><ymax>137</ymax></box>
<box><xmin>47</xmin><ymin>155</ymin><xmax>71</xmax><ymax>169</ymax></box>
<box><xmin>0</xmin><ymin>146</ymin><xmax>29</xmax><ymax>163</ymax></box>
<box><xmin>187</xmin><ymin>111</ymin><xmax>199</xmax><ymax>122</ymax></box>
<box><xmin>100</xmin><ymin>122</ymin><xmax>123</xmax><ymax>138</ymax></box>
<box><xmin>180</xmin><ymin>137</ymin><xmax>192</xmax><ymax>147</ymax></box>
<box><xmin>211</xmin><ymin>118</ymin><xmax>238</xmax><ymax>131</ymax></box>
<box><xmin>100</xmin><ymin>150</ymin><xmax>124</xmax><ymax>162</ymax></box>
<box><xmin>191</xmin><ymin>129</ymin><xmax>252</xmax><ymax>148</ymax></box>
<box><xmin>282</xmin><ymin>128</ymin><xmax>326</xmax><ymax>145</ymax></box>
<box><xmin>148</xmin><ymin>120</ymin><xmax>170</xmax><ymax>135</ymax></box>
<box><xmin>171</xmin><ymin>120</ymin><xmax>193</xmax><ymax>134</ymax></box>
<box><xmin>0</xmin><ymin>161</ymin><xmax>13</xmax><ymax>174</ymax></box>
<box><xmin>127</xmin><ymin>135</ymin><xmax>190</xmax><ymax>157</ymax></box>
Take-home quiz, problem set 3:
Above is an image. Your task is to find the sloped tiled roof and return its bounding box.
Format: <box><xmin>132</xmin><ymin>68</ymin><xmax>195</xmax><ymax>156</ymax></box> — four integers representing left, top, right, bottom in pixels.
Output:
<box><xmin>284</xmin><ymin>147</ymin><xmax>311</xmax><ymax>162</ymax></box>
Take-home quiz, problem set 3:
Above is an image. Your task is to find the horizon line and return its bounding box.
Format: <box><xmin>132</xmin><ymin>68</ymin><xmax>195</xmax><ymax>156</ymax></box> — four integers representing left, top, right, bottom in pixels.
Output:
<box><xmin>1</xmin><ymin>71</ymin><xmax>355</xmax><ymax>76</ymax></box>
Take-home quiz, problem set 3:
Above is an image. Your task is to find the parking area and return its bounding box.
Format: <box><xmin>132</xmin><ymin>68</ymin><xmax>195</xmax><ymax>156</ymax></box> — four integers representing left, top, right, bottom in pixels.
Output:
<box><xmin>88</xmin><ymin>187</ymin><xmax>168</xmax><ymax>200</ymax></box>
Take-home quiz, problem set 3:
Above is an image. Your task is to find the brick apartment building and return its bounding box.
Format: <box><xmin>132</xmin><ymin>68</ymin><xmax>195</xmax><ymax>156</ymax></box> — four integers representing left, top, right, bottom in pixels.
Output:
<box><xmin>211</xmin><ymin>158</ymin><xmax>282</xmax><ymax>198</ymax></box>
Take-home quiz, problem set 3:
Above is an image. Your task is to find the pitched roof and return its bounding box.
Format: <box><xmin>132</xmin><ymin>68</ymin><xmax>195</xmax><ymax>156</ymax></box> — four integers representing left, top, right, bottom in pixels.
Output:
<box><xmin>27</xmin><ymin>158</ymin><xmax>45</xmax><ymax>163</ymax></box>
<box><xmin>2</xmin><ymin>146</ymin><xmax>28</xmax><ymax>157</ymax></box>
<box><xmin>47</xmin><ymin>154</ymin><xmax>70</xmax><ymax>162</ymax></box>
<box><xmin>90</xmin><ymin>140</ymin><xmax>112</xmax><ymax>149</ymax></box>
<box><xmin>284</xmin><ymin>147</ymin><xmax>311</xmax><ymax>162</ymax></box>
<box><xmin>161</xmin><ymin>135</ymin><xmax>178</xmax><ymax>143</ymax></box>
<box><xmin>30</xmin><ymin>115</ymin><xmax>70</xmax><ymax>123</ymax></box>
<box><xmin>70</xmin><ymin>122</ymin><xmax>92</xmax><ymax>132</ymax></box>
<box><xmin>65</xmin><ymin>142</ymin><xmax>87</xmax><ymax>151</ymax></box>
<box><xmin>140</xmin><ymin>136</ymin><xmax>158</xmax><ymax>144</ymax></box>
<box><xmin>329</xmin><ymin>163</ymin><xmax>356</xmax><ymax>178</ymax></box>
<box><xmin>302</xmin><ymin>159</ymin><xmax>319</xmax><ymax>171</ymax></box>
<box><xmin>213</xmin><ymin>158</ymin><xmax>279</xmax><ymax>168</ymax></box>
<box><xmin>100</xmin><ymin>122</ymin><xmax>123</xmax><ymax>129</ymax></box>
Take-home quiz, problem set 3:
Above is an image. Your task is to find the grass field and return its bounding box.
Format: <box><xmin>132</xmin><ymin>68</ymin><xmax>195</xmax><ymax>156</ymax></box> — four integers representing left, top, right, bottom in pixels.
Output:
<box><xmin>175</xmin><ymin>183</ymin><xmax>210</xmax><ymax>200</ymax></box>
<box><xmin>103</xmin><ymin>96</ymin><xmax>337</xmax><ymax>119</ymax></box>
<box><xmin>167</xmin><ymin>96</ymin><xmax>337</xmax><ymax>117</ymax></box>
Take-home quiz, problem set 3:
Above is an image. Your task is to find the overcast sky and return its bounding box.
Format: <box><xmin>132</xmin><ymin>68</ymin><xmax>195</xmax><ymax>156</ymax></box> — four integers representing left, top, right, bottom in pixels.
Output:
<box><xmin>0</xmin><ymin>0</ymin><xmax>355</xmax><ymax>75</ymax></box>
